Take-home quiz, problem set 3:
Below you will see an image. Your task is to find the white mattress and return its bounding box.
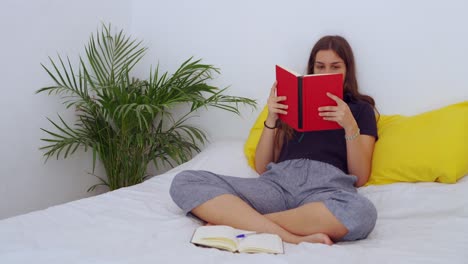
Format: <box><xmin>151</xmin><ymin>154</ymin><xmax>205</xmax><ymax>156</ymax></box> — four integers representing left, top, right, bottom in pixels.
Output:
<box><xmin>1</xmin><ymin>139</ymin><xmax>467</xmax><ymax>264</ymax></box>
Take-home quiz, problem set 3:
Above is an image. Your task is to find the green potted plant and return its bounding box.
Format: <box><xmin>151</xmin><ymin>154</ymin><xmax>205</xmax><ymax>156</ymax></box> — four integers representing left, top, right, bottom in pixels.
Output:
<box><xmin>37</xmin><ymin>24</ymin><xmax>256</xmax><ymax>191</ymax></box>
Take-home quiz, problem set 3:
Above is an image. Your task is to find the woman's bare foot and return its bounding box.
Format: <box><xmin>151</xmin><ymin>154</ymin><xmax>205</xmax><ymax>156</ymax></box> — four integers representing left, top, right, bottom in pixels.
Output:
<box><xmin>298</xmin><ymin>233</ymin><xmax>333</xmax><ymax>245</ymax></box>
<box><xmin>204</xmin><ymin>222</ymin><xmax>214</xmax><ymax>226</ymax></box>
<box><xmin>282</xmin><ymin>232</ymin><xmax>333</xmax><ymax>245</ymax></box>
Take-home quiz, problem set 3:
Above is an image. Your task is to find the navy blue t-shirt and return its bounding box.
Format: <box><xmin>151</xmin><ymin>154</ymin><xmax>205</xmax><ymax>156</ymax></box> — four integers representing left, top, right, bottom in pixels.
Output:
<box><xmin>277</xmin><ymin>92</ymin><xmax>378</xmax><ymax>174</ymax></box>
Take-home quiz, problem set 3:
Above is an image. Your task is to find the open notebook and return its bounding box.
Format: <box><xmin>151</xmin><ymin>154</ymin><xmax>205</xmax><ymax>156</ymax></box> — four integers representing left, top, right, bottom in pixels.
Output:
<box><xmin>190</xmin><ymin>225</ymin><xmax>284</xmax><ymax>254</ymax></box>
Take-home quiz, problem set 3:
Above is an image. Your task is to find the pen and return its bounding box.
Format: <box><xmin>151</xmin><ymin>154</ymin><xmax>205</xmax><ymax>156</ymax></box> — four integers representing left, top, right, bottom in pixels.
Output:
<box><xmin>236</xmin><ymin>233</ymin><xmax>258</xmax><ymax>239</ymax></box>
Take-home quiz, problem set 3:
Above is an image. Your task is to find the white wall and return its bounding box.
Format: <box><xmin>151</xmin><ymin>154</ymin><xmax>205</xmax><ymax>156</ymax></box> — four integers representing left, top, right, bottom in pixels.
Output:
<box><xmin>131</xmin><ymin>0</ymin><xmax>468</xmax><ymax>141</ymax></box>
<box><xmin>2</xmin><ymin>0</ymin><xmax>467</xmax><ymax>220</ymax></box>
<box><xmin>0</xmin><ymin>0</ymin><xmax>132</xmax><ymax>219</ymax></box>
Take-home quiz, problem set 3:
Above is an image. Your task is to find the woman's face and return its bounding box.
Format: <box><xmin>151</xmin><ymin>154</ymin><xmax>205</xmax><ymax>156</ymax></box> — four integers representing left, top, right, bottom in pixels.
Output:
<box><xmin>313</xmin><ymin>49</ymin><xmax>346</xmax><ymax>80</ymax></box>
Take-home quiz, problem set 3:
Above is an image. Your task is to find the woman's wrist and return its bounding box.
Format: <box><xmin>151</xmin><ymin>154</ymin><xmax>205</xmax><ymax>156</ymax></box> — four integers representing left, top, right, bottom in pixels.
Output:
<box><xmin>264</xmin><ymin>119</ymin><xmax>277</xmax><ymax>129</ymax></box>
<box><xmin>344</xmin><ymin>125</ymin><xmax>360</xmax><ymax>141</ymax></box>
<box><xmin>264</xmin><ymin>116</ymin><xmax>278</xmax><ymax>129</ymax></box>
<box><xmin>344</xmin><ymin>121</ymin><xmax>358</xmax><ymax>134</ymax></box>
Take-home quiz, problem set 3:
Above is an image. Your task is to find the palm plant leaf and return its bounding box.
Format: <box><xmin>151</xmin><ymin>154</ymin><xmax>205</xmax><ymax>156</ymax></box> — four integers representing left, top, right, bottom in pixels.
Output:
<box><xmin>85</xmin><ymin>24</ymin><xmax>147</xmax><ymax>87</ymax></box>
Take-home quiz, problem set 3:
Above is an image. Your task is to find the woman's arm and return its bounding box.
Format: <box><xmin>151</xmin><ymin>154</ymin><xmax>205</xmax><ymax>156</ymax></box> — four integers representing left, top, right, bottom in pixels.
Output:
<box><xmin>255</xmin><ymin>126</ymin><xmax>285</xmax><ymax>174</ymax></box>
<box><xmin>254</xmin><ymin>121</ymin><xmax>277</xmax><ymax>174</ymax></box>
<box><xmin>344</xmin><ymin>126</ymin><xmax>375</xmax><ymax>187</ymax></box>
<box><xmin>319</xmin><ymin>93</ymin><xmax>376</xmax><ymax>187</ymax></box>
<box><xmin>255</xmin><ymin>82</ymin><xmax>287</xmax><ymax>174</ymax></box>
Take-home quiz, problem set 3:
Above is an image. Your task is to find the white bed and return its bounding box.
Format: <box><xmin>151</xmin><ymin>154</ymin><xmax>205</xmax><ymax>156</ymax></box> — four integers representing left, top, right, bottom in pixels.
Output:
<box><xmin>1</xmin><ymin>139</ymin><xmax>467</xmax><ymax>264</ymax></box>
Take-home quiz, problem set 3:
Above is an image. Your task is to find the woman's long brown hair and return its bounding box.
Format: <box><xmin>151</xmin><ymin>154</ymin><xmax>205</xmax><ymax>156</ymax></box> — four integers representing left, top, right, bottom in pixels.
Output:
<box><xmin>275</xmin><ymin>35</ymin><xmax>377</xmax><ymax>154</ymax></box>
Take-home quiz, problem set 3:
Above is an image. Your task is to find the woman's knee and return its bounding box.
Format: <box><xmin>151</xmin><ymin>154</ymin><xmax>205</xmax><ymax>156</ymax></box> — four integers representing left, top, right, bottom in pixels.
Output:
<box><xmin>169</xmin><ymin>170</ymin><xmax>221</xmax><ymax>202</ymax></box>
<box><xmin>170</xmin><ymin>170</ymin><xmax>197</xmax><ymax>199</ymax></box>
<box><xmin>343</xmin><ymin>198</ymin><xmax>377</xmax><ymax>241</ymax></box>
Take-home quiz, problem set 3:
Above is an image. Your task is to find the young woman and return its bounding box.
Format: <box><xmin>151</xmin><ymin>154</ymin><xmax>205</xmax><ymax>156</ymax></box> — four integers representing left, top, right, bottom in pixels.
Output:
<box><xmin>170</xmin><ymin>35</ymin><xmax>378</xmax><ymax>245</ymax></box>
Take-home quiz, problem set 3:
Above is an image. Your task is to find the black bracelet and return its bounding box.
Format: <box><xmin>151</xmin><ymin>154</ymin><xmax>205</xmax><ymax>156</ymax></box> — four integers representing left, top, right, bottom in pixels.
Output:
<box><xmin>263</xmin><ymin>120</ymin><xmax>277</xmax><ymax>129</ymax></box>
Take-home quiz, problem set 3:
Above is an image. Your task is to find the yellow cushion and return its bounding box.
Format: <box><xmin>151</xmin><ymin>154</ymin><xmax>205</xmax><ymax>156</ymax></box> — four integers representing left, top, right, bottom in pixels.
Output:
<box><xmin>368</xmin><ymin>101</ymin><xmax>468</xmax><ymax>185</ymax></box>
<box><xmin>244</xmin><ymin>102</ymin><xmax>468</xmax><ymax>184</ymax></box>
<box><xmin>244</xmin><ymin>106</ymin><xmax>269</xmax><ymax>169</ymax></box>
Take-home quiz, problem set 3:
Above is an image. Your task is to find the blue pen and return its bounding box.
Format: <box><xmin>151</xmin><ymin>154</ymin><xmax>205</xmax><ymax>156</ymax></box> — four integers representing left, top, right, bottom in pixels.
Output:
<box><xmin>236</xmin><ymin>233</ymin><xmax>258</xmax><ymax>239</ymax></box>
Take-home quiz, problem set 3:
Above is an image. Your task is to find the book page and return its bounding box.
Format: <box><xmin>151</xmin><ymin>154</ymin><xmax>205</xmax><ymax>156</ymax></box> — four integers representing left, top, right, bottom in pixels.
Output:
<box><xmin>190</xmin><ymin>226</ymin><xmax>281</xmax><ymax>253</ymax></box>
<box><xmin>237</xmin><ymin>233</ymin><xmax>284</xmax><ymax>254</ymax></box>
<box><xmin>276</xmin><ymin>64</ymin><xmax>301</xmax><ymax>76</ymax></box>
<box><xmin>191</xmin><ymin>225</ymin><xmax>239</xmax><ymax>252</ymax></box>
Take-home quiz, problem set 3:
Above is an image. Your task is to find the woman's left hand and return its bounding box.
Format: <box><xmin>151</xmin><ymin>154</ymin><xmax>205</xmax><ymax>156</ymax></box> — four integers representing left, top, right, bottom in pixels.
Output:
<box><xmin>318</xmin><ymin>92</ymin><xmax>357</xmax><ymax>132</ymax></box>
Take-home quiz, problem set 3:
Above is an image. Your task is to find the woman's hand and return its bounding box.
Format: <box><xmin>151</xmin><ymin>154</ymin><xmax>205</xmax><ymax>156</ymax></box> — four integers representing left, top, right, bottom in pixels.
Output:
<box><xmin>318</xmin><ymin>92</ymin><xmax>358</xmax><ymax>133</ymax></box>
<box><xmin>266</xmin><ymin>81</ymin><xmax>288</xmax><ymax>126</ymax></box>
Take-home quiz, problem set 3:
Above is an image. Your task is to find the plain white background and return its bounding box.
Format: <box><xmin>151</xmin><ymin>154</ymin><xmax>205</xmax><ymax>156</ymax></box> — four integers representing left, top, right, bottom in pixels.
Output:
<box><xmin>1</xmin><ymin>0</ymin><xmax>467</xmax><ymax>219</ymax></box>
<box><xmin>0</xmin><ymin>0</ymin><xmax>132</xmax><ymax>219</ymax></box>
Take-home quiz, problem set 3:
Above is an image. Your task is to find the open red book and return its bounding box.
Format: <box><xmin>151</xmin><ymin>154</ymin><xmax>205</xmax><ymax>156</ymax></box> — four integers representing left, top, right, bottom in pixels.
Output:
<box><xmin>275</xmin><ymin>65</ymin><xmax>344</xmax><ymax>132</ymax></box>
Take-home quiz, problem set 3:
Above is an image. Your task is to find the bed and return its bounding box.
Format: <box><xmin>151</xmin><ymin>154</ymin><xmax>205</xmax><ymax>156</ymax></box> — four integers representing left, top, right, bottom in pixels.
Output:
<box><xmin>1</xmin><ymin>139</ymin><xmax>467</xmax><ymax>263</ymax></box>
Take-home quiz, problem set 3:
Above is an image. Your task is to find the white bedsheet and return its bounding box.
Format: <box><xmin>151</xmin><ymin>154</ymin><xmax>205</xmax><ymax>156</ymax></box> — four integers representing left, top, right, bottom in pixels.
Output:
<box><xmin>1</xmin><ymin>139</ymin><xmax>467</xmax><ymax>264</ymax></box>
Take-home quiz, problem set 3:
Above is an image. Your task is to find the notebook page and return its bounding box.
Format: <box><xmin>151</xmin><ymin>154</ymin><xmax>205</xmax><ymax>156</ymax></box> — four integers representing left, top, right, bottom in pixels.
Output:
<box><xmin>237</xmin><ymin>233</ymin><xmax>283</xmax><ymax>254</ymax></box>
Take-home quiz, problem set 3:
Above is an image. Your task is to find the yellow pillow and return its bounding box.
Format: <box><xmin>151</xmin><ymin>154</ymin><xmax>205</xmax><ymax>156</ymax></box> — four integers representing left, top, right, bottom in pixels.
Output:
<box><xmin>368</xmin><ymin>101</ymin><xmax>468</xmax><ymax>185</ymax></box>
<box><xmin>244</xmin><ymin>105</ymin><xmax>269</xmax><ymax>169</ymax></box>
<box><xmin>244</xmin><ymin>102</ymin><xmax>468</xmax><ymax>184</ymax></box>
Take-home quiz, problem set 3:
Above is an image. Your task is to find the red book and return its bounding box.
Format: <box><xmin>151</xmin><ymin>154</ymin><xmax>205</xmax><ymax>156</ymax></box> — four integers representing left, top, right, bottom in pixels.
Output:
<box><xmin>275</xmin><ymin>65</ymin><xmax>344</xmax><ymax>132</ymax></box>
